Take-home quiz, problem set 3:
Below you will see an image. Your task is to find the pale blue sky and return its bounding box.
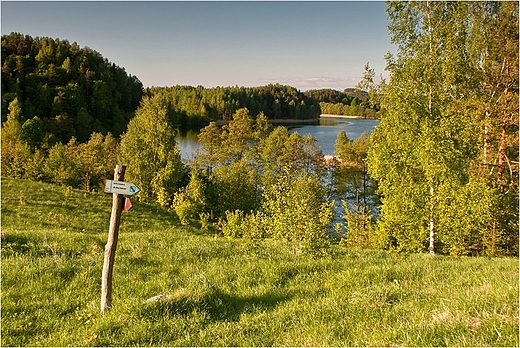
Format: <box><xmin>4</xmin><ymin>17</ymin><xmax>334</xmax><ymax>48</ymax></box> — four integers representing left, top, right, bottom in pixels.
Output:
<box><xmin>1</xmin><ymin>1</ymin><xmax>394</xmax><ymax>91</ymax></box>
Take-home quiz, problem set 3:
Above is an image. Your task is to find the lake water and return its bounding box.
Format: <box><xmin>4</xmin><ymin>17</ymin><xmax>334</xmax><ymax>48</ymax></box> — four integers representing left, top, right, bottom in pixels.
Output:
<box><xmin>176</xmin><ymin>117</ymin><xmax>380</xmax><ymax>160</ymax></box>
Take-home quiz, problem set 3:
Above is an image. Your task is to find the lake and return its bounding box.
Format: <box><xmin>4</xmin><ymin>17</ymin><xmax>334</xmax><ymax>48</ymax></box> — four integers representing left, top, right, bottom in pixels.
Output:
<box><xmin>175</xmin><ymin>117</ymin><xmax>380</xmax><ymax>160</ymax></box>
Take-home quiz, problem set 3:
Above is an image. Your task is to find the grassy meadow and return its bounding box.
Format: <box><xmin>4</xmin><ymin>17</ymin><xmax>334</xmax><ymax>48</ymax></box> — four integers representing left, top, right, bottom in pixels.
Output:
<box><xmin>1</xmin><ymin>178</ymin><xmax>518</xmax><ymax>346</ymax></box>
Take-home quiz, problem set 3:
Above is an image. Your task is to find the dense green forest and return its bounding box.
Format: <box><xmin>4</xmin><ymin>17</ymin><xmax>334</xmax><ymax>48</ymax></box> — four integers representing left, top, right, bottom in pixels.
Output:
<box><xmin>304</xmin><ymin>88</ymin><xmax>378</xmax><ymax>118</ymax></box>
<box><xmin>144</xmin><ymin>84</ymin><xmax>321</xmax><ymax>126</ymax></box>
<box><xmin>2</xmin><ymin>0</ymin><xmax>518</xmax><ymax>258</ymax></box>
<box><xmin>1</xmin><ymin>33</ymin><xmax>144</xmax><ymax>143</ymax></box>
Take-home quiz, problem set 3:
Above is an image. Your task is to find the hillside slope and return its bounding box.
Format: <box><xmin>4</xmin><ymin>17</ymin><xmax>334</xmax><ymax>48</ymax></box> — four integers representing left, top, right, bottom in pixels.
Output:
<box><xmin>1</xmin><ymin>178</ymin><xmax>518</xmax><ymax>346</ymax></box>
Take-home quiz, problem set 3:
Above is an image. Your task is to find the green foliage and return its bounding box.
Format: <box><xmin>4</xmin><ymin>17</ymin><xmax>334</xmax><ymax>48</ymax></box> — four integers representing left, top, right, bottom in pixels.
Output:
<box><xmin>33</xmin><ymin>133</ymin><xmax>118</xmax><ymax>191</ymax></box>
<box><xmin>196</xmin><ymin>121</ymin><xmax>222</xmax><ymax>173</ymax></box>
<box><xmin>145</xmin><ymin>84</ymin><xmax>321</xmax><ymax>124</ymax></box>
<box><xmin>435</xmin><ymin>180</ymin><xmax>494</xmax><ymax>256</ymax></box>
<box><xmin>220</xmin><ymin>210</ymin><xmax>245</xmax><ymax>238</ymax></box>
<box><xmin>190</xmin><ymin>108</ymin><xmax>331</xmax><ymax>256</ymax></box>
<box><xmin>43</xmin><ymin>139</ymin><xmax>82</xmax><ymax>187</ymax></box>
<box><xmin>219</xmin><ymin>108</ymin><xmax>257</xmax><ymax>163</ymax></box>
<box><xmin>172</xmin><ymin>189</ymin><xmax>197</xmax><ymax>226</ymax></box>
<box><xmin>219</xmin><ymin>210</ymin><xmax>265</xmax><ymax>252</ymax></box>
<box><xmin>1</xmin><ymin>32</ymin><xmax>143</xmax><ymax>142</ymax></box>
<box><xmin>306</xmin><ymin>87</ymin><xmax>377</xmax><ymax>118</ymax></box>
<box><xmin>332</xmin><ymin>130</ymin><xmax>376</xmax><ymax>228</ymax></box>
<box><xmin>212</xmin><ymin>160</ymin><xmax>260</xmax><ymax>217</ymax></box>
<box><xmin>356</xmin><ymin>62</ymin><xmax>386</xmax><ymax>110</ymax></box>
<box><xmin>261</xmin><ymin>174</ymin><xmax>334</xmax><ymax>257</ymax></box>
<box><xmin>319</xmin><ymin>102</ymin><xmax>377</xmax><ymax>118</ymax></box>
<box><xmin>335</xmin><ymin>130</ymin><xmax>370</xmax><ymax>166</ymax></box>
<box><xmin>21</xmin><ymin>116</ymin><xmax>45</xmax><ymax>149</ymax></box>
<box><xmin>173</xmin><ymin>169</ymin><xmax>214</xmax><ymax>225</ymax></box>
<box><xmin>261</xmin><ymin>127</ymin><xmax>325</xmax><ymax>187</ymax></box>
<box><xmin>120</xmin><ymin>95</ymin><xmax>185</xmax><ymax>206</ymax></box>
<box><xmin>186</xmin><ymin>110</ymin><xmax>267</xmax><ymax>222</ymax></box>
<box><xmin>75</xmin><ymin>132</ymin><xmax>118</xmax><ymax>191</ymax></box>
<box><xmin>1</xmin><ymin>98</ymin><xmax>31</xmax><ymax>178</ymax></box>
<box><xmin>367</xmin><ymin>2</ymin><xmax>518</xmax><ymax>256</ymax></box>
<box><xmin>340</xmin><ymin>201</ymin><xmax>376</xmax><ymax>250</ymax></box>
<box><xmin>304</xmin><ymin>88</ymin><xmax>355</xmax><ymax>104</ymax></box>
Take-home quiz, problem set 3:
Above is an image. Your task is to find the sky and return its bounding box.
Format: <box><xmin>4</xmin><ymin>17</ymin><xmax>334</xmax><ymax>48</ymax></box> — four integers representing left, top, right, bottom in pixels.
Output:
<box><xmin>1</xmin><ymin>1</ymin><xmax>395</xmax><ymax>91</ymax></box>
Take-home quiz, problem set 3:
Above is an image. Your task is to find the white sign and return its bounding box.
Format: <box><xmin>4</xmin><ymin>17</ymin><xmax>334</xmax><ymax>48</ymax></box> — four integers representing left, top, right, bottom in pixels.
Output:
<box><xmin>104</xmin><ymin>180</ymin><xmax>141</xmax><ymax>196</ymax></box>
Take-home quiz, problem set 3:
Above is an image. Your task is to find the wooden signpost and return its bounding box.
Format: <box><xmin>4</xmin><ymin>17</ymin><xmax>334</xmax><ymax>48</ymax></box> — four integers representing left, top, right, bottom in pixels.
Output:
<box><xmin>100</xmin><ymin>165</ymin><xmax>140</xmax><ymax>314</ymax></box>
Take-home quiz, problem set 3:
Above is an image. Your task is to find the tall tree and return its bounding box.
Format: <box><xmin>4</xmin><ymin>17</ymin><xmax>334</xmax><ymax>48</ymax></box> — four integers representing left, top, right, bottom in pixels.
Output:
<box><xmin>369</xmin><ymin>2</ymin><xmax>482</xmax><ymax>254</ymax></box>
<box><xmin>197</xmin><ymin>121</ymin><xmax>222</xmax><ymax>174</ymax></box>
<box><xmin>120</xmin><ymin>95</ymin><xmax>184</xmax><ymax>206</ymax></box>
<box><xmin>469</xmin><ymin>2</ymin><xmax>519</xmax><ymax>255</ymax></box>
<box><xmin>1</xmin><ymin>98</ymin><xmax>30</xmax><ymax>178</ymax></box>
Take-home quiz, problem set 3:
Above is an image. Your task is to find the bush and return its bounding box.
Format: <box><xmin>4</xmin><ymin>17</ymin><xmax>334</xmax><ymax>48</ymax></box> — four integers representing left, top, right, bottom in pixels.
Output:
<box><xmin>261</xmin><ymin>174</ymin><xmax>334</xmax><ymax>257</ymax></box>
<box><xmin>340</xmin><ymin>201</ymin><xmax>376</xmax><ymax>250</ymax></box>
<box><xmin>220</xmin><ymin>210</ymin><xmax>245</xmax><ymax>238</ymax></box>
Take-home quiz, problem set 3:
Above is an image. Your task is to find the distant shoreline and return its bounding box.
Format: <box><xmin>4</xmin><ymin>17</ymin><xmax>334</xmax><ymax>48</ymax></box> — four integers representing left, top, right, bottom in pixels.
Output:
<box><xmin>215</xmin><ymin>118</ymin><xmax>319</xmax><ymax>126</ymax></box>
<box><xmin>210</xmin><ymin>114</ymin><xmax>371</xmax><ymax>126</ymax></box>
<box><xmin>320</xmin><ymin>114</ymin><xmax>366</xmax><ymax>119</ymax></box>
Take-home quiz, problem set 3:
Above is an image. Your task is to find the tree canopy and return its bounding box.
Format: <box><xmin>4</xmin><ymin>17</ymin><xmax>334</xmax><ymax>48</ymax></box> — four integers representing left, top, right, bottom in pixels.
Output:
<box><xmin>144</xmin><ymin>84</ymin><xmax>321</xmax><ymax>125</ymax></box>
<box><xmin>1</xmin><ymin>32</ymin><xmax>144</xmax><ymax>144</ymax></box>
<box><xmin>368</xmin><ymin>1</ymin><xmax>518</xmax><ymax>256</ymax></box>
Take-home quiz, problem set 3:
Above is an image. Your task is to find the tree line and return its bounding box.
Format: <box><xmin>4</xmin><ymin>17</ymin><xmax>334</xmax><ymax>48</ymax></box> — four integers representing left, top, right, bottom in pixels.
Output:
<box><xmin>305</xmin><ymin>88</ymin><xmax>379</xmax><ymax>118</ymax></box>
<box><xmin>319</xmin><ymin>101</ymin><xmax>377</xmax><ymax>119</ymax></box>
<box><xmin>144</xmin><ymin>84</ymin><xmax>321</xmax><ymax>126</ymax></box>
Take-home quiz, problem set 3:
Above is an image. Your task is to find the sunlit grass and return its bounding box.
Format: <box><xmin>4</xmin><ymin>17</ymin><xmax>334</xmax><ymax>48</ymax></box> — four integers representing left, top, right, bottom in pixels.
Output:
<box><xmin>2</xmin><ymin>178</ymin><xmax>518</xmax><ymax>346</ymax></box>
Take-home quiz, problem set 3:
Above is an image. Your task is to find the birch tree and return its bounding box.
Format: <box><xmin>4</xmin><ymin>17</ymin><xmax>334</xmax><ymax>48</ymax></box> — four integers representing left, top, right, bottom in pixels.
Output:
<box><xmin>469</xmin><ymin>2</ymin><xmax>519</xmax><ymax>255</ymax></box>
<box><xmin>120</xmin><ymin>95</ymin><xmax>185</xmax><ymax>206</ymax></box>
<box><xmin>369</xmin><ymin>2</ymin><xmax>480</xmax><ymax>254</ymax></box>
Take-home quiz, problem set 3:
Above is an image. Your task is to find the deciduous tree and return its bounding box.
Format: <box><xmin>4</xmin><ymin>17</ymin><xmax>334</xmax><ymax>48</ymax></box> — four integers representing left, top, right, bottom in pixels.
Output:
<box><xmin>120</xmin><ymin>95</ymin><xmax>184</xmax><ymax>206</ymax></box>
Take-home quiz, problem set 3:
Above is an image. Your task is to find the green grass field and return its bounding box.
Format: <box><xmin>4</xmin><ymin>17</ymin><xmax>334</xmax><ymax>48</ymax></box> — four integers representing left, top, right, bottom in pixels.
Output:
<box><xmin>1</xmin><ymin>178</ymin><xmax>518</xmax><ymax>346</ymax></box>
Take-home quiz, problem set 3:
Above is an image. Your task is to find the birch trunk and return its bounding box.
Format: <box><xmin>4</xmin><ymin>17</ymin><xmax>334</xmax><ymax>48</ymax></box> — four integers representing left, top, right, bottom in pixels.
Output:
<box><xmin>429</xmin><ymin>185</ymin><xmax>435</xmax><ymax>254</ymax></box>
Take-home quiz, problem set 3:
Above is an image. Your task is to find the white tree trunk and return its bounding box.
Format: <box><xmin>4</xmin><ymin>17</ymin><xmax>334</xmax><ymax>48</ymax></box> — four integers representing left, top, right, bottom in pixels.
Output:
<box><xmin>429</xmin><ymin>185</ymin><xmax>435</xmax><ymax>254</ymax></box>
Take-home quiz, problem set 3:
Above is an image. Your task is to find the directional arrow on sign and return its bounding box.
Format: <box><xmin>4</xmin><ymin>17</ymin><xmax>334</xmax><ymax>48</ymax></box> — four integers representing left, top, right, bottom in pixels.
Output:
<box><xmin>104</xmin><ymin>180</ymin><xmax>141</xmax><ymax>196</ymax></box>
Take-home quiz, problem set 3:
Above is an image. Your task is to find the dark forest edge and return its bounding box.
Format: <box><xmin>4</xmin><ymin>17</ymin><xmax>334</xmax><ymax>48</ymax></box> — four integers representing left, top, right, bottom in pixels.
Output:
<box><xmin>1</xmin><ymin>33</ymin><xmax>144</xmax><ymax>143</ymax></box>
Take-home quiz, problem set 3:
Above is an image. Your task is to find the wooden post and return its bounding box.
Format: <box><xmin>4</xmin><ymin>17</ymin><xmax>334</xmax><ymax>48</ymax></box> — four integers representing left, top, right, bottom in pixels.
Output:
<box><xmin>101</xmin><ymin>165</ymin><xmax>126</xmax><ymax>314</ymax></box>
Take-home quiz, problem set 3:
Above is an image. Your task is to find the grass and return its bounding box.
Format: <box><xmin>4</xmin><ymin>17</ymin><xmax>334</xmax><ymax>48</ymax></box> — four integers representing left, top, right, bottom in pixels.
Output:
<box><xmin>1</xmin><ymin>177</ymin><xmax>518</xmax><ymax>346</ymax></box>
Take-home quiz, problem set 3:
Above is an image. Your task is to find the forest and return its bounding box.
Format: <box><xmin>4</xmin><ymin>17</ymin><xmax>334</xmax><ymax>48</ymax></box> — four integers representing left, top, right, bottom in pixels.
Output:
<box><xmin>304</xmin><ymin>88</ymin><xmax>379</xmax><ymax>118</ymax></box>
<box><xmin>1</xmin><ymin>33</ymin><xmax>144</xmax><ymax>143</ymax></box>
<box><xmin>1</xmin><ymin>1</ymin><xmax>519</xmax><ymax>257</ymax></box>
<box><xmin>144</xmin><ymin>84</ymin><xmax>321</xmax><ymax>126</ymax></box>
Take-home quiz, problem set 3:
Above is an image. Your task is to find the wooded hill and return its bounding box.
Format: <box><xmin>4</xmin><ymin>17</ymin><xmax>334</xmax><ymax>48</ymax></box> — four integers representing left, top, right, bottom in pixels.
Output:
<box><xmin>1</xmin><ymin>33</ymin><xmax>144</xmax><ymax>143</ymax></box>
<box><xmin>304</xmin><ymin>88</ymin><xmax>378</xmax><ymax>118</ymax></box>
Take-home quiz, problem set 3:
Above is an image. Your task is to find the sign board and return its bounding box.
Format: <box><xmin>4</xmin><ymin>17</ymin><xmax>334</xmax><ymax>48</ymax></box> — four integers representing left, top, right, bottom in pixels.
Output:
<box><xmin>104</xmin><ymin>180</ymin><xmax>140</xmax><ymax>196</ymax></box>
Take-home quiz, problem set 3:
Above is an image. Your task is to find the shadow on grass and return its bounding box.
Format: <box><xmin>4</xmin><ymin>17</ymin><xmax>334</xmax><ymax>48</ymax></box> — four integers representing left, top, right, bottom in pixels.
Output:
<box><xmin>1</xmin><ymin>233</ymin><xmax>32</xmax><ymax>254</ymax></box>
<box><xmin>139</xmin><ymin>287</ymin><xmax>291</xmax><ymax>322</ymax></box>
